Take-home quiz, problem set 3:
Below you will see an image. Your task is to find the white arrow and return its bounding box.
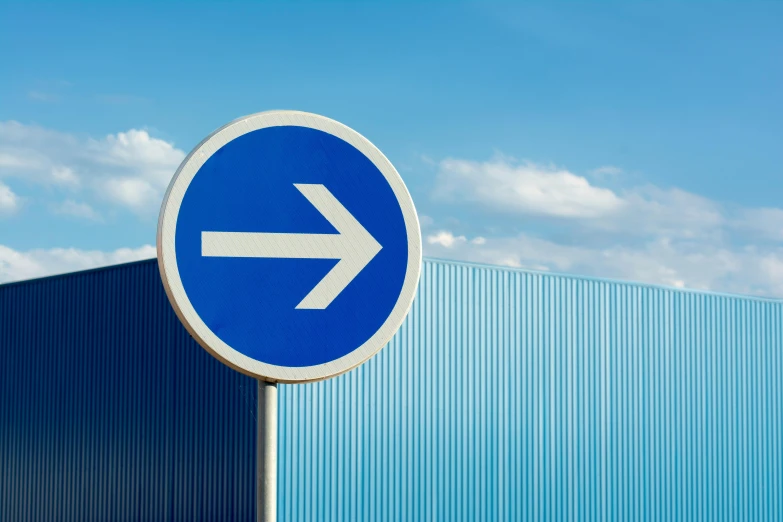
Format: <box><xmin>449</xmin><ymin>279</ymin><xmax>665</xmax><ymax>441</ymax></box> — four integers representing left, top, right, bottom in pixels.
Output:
<box><xmin>201</xmin><ymin>183</ymin><xmax>382</xmax><ymax>310</ymax></box>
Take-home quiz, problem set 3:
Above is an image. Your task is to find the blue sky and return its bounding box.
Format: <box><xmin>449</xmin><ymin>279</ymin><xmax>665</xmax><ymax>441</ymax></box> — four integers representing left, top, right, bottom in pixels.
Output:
<box><xmin>1</xmin><ymin>1</ymin><xmax>782</xmax><ymax>296</ymax></box>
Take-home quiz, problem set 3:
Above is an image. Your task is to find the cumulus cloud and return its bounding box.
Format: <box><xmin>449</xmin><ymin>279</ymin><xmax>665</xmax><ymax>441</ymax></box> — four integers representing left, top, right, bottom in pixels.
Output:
<box><xmin>433</xmin><ymin>156</ymin><xmax>728</xmax><ymax>240</ymax></box>
<box><xmin>0</xmin><ymin>121</ymin><xmax>185</xmax><ymax>213</ymax></box>
<box><xmin>0</xmin><ymin>244</ymin><xmax>156</xmax><ymax>284</ymax></box>
<box><xmin>103</xmin><ymin>177</ymin><xmax>160</xmax><ymax>210</ymax></box>
<box><xmin>0</xmin><ymin>182</ymin><xmax>19</xmax><ymax>214</ymax></box>
<box><xmin>425</xmin><ymin>154</ymin><xmax>783</xmax><ymax>298</ymax></box>
<box><xmin>614</xmin><ymin>185</ymin><xmax>724</xmax><ymax>239</ymax></box>
<box><xmin>427</xmin><ymin>231</ymin><xmax>467</xmax><ymax>248</ymax></box>
<box><xmin>427</xmin><ymin>231</ymin><xmax>487</xmax><ymax>249</ymax></box>
<box><xmin>424</xmin><ymin>231</ymin><xmax>783</xmax><ymax>298</ymax></box>
<box><xmin>734</xmin><ymin>207</ymin><xmax>783</xmax><ymax>242</ymax></box>
<box><xmin>50</xmin><ymin>166</ymin><xmax>80</xmax><ymax>187</ymax></box>
<box><xmin>434</xmin><ymin>156</ymin><xmax>624</xmax><ymax>218</ymax></box>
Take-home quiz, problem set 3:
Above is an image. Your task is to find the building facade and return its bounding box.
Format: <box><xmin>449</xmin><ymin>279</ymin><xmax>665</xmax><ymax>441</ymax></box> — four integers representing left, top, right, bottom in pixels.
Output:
<box><xmin>1</xmin><ymin>258</ymin><xmax>781</xmax><ymax>521</ymax></box>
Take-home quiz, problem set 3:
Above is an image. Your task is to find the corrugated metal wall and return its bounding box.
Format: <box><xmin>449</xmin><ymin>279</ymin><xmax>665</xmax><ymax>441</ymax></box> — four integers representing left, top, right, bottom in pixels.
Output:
<box><xmin>0</xmin><ymin>261</ymin><xmax>257</xmax><ymax>522</ymax></box>
<box><xmin>2</xmin><ymin>258</ymin><xmax>782</xmax><ymax>521</ymax></box>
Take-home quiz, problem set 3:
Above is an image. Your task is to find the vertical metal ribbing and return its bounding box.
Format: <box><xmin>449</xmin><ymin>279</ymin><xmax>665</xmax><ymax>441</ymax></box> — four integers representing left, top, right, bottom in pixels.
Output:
<box><xmin>0</xmin><ymin>260</ymin><xmax>257</xmax><ymax>522</ymax></box>
<box><xmin>2</xmin><ymin>258</ymin><xmax>783</xmax><ymax>521</ymax></box>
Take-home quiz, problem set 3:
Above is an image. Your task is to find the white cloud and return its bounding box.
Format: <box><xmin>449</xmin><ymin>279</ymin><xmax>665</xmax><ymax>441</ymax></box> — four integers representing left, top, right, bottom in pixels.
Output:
<box><xmin>433</xmin><ymin>156</ymin><xmax>728</xmax><ymax>240</ymax></box>
<box><xmin>89</xmin><ymin>129</ymin><xmax>183</xmax><ymax>186</ymax></box>
<box><xmin>734</xmin><ymin>207</ymin><xmax>783</xmax><ymax>242</ymax></box>
<box><xmin>424</xmin><ymin>231</ymin><xmax>783</xmax><ymax>298</ymax></box>
<box><xmin>0</xmin><ymin>151</ymin><xmax>39</xmax><ymax>169</ymax></box>
<box><xmin>0</xmin><ymin>121</ymin><xmax>79</xmax><ymax>184</ymax></box>
<box><xmin>427</xmin><ymin>230</ymin><xmax>467</xmax><ymax>248</ymax></box>
<box><xmin>0</xmin><ymin>244</ymin><xmax>156</xmax><ymax>284</ymax></box>
<box><xmin>425</xmin><ymin>153</ymin><xmax>783</xmax><ymax>298</ymax></box>
<box><xmin>0</xmin><ymin>182</ymin><xmax>19</xmax><ymax>214</ymax></box>
<box><xmin>103</xmin><ymin>177</ymin><xmax>160</xmax><ymax>210</ymax></box>
<box><xmin>0</xmin><ymin>121</ymin><xmax>185</xmax><ymax>213</ymax></box>
<box><xmin>51</xmin><ymin>200</ymin><xmax>101</xmax><ymax>221</ymax></box>
<box><xmin>433</xmin><ymin>156</ymin><xmax>625</xmax><ymax>218</ymax></box>
<box><xmin>51</xmin><ymin>166</ymin><xmax>79</xmax><ymax>187</ymax></box>
<box><xmin>604</xmin><ymin>185</ymin><xmax>724</xmax><ymax>239</ymax></box>
<box><xmin>427</xmin><ymin>232</ymin><xmax>488</xmax><ymax>248</ymax></box>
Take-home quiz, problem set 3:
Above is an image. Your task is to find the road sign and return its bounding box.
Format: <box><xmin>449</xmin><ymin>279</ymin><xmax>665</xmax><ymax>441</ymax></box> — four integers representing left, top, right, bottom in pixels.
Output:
<box><xmin>157</xmin><ymin>111</ymin><xmax>422</xmax><ymax>383</ymax></box>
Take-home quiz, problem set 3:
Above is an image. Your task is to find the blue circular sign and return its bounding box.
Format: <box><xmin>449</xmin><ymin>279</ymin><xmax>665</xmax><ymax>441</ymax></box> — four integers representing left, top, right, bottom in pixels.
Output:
<box><xmin>158</xmin><ymin>111</ymin><xmax>421</xmax><ymax>383</ymax></box>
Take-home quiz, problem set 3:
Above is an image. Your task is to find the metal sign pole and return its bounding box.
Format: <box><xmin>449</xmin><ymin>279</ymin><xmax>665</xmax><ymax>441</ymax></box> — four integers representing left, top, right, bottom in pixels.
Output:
<box><xmin>257</xmin><ymin>380</ymin><xmax>277</xmax><ymax>522</ymax></box>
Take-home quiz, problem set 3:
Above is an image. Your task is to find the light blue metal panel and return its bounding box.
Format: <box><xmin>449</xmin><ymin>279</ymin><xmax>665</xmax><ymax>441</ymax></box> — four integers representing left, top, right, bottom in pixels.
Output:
<box><xmin>277</xmin><ymin>259</ymin><xmax>783</xmax><ymax>522</ymax></box>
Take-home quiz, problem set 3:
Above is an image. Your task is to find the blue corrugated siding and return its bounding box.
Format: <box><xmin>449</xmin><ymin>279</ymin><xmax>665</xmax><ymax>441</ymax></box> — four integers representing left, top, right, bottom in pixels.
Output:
<box><xmin>2</xmin><ymin>258</ymin><xmax>782</xmax><ymax>521</ymax></box>
<box><xmin>0</xmin><ymin>261</ymin><xmax>258</xmax><ymax>522</ymax></box>
<box><xmin>277</xmin><ymin>260</ymin><xmax>783</xmax><ymax>522</ymax></box>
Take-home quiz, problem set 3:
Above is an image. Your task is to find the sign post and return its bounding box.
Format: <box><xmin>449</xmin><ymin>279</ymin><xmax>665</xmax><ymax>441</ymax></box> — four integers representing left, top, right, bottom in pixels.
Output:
<box><xmin>257</xmin><ymin>380</ymin><xmax>277</xmax><ymax>522</ymax></box>
<box><xmin>157</xmin><ymin>110</ymin><xmax>421</xmax><ymax>517</ymax></box>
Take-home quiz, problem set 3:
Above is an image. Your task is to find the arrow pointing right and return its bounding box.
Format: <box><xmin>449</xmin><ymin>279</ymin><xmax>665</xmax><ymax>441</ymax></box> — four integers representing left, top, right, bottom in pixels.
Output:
<box><xmin>201</xmin><ymin>183</ymin><xmax>383</xmax><ymax>310</ymax></box>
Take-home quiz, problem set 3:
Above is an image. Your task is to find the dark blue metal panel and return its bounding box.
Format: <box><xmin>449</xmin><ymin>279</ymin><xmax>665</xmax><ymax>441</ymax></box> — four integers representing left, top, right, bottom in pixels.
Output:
<box><xmin>0</xmin><ymin>260</ymin><xmax>257</xmax><ymax>522</ymax></box>
<box><xmin>2</xmin><ymin>258</ymin><xmax>782</xmax><ymax>521</ymax></box>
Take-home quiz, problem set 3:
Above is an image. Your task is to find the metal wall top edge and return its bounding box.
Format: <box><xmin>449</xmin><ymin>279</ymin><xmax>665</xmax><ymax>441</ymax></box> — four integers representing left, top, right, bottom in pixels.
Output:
<box><xmin>426</xmin><ymin>256</ymin><xmax>783</xmax><ymax>303</ymax></box>
<box><xmin>0</xmin><ymin>258</ymin><xmax>159</xmax><ymax>289</ymax></box>
<box><xmin>2</xmin><ymin>255</ymin><xmax>781</xmax><ymax>304</ymax></box>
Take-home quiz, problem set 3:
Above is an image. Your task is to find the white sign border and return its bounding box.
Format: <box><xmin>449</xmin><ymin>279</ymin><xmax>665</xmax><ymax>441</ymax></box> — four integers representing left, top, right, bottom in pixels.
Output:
<box><xmin>157</xmin><ymin>110</ymin><xmax>422</xmax><ymax>383</ymax></box>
